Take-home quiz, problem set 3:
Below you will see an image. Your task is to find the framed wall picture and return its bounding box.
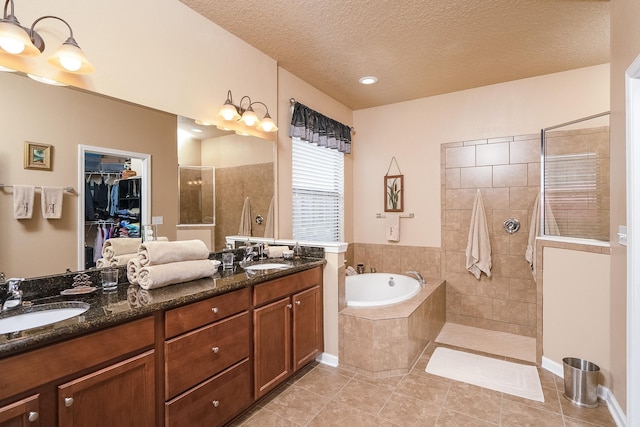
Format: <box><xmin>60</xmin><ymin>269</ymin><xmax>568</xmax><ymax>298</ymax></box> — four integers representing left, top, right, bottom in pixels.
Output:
<box><xmin>24</xmin><ymin>142</ymin><xmax>52</xmax><ymax>170</ymax></box>
<box><xmin>384</xmin><ymin>174</ymin><xmax>404</xmax><ymax>212</ymax></box>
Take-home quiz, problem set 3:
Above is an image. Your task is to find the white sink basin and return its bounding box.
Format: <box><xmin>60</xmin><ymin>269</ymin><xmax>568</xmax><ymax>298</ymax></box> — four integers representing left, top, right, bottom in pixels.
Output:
<box><xmin>243</xmin><ymin>263</ymin><xmax>291</xmax><ymax>271</ymax></box>
<box><xmin>0</xmin><ymin>302</ymin><xmax>90</xmax><ymax>334</ymax></box>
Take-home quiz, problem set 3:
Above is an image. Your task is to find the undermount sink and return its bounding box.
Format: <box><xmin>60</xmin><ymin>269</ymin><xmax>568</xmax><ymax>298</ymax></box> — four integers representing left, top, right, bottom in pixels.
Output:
<box><xmin>243</xmin><ymin>263</ymin><xmax>291</xmax><ymax>271</ymax></box>
<box><xmin>0</xmin><ymin>302</ymin><xmax>90</xmax><ymax>334</ymax></box>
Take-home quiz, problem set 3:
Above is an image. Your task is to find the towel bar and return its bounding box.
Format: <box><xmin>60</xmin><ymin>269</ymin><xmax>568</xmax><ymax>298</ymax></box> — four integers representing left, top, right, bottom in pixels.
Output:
<box><xmin>0</xmin><ymin>184</ymin><xmax>75</xmax><ymax>194</ymax></box>
<box><xmin>376</xmin><ymin>213</ymin><xmax>414</xmax><ymax>219</ymax></box>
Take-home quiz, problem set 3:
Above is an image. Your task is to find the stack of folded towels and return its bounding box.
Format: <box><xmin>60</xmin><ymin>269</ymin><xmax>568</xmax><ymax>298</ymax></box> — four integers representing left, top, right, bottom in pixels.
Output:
<box><xmin>127</xmin><ymin>239</ymin><xmax>214</xmax><ymax>290</ymax></box>
<box><xmin>97</xmin><ymin>238</ymin><xmax>142</xmax><ymax>268</ymax></box>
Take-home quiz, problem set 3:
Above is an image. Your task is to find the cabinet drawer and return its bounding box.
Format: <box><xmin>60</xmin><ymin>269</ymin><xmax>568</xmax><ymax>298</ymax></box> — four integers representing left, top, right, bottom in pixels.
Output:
<box><xmin>253</xmin><ymin>267</ymin><xmax>322</xmax><ymax>306</ymax></box>
<box><xmin>165</xmin><ymin>312</ymin><xmax>250</xmax><ymax>399</ymax></box>
<box><xmin>165</xmin><ymin>288</ymin><xmax>249</xmax><ymax>338</ymax></box>
<box><xmin>165</xmin><ymin>359</ymin><xmax>251</xmax><ymax>427</ymax></box>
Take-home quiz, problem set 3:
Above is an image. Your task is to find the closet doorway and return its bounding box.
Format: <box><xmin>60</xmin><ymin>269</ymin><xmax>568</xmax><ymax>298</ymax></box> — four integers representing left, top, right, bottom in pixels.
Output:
<box><xmin>77</xmin><ymin>145</ymin><xmax>151</xmax><ymax>271</ymax></box>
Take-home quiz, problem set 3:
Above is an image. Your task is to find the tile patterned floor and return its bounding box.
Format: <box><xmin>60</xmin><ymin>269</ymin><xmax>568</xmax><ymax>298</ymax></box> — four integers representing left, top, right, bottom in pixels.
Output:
<box><xmin>229</xmin><ymin>340</ymin><xmax>616</xmax><ymax>426</ymax></box>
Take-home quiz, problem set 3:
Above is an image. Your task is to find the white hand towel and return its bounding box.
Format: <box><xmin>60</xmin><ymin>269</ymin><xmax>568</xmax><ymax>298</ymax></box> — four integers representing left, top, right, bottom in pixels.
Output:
<box><xmin>13</xmin><ymin>185</ymin><xmax>35</xmax><ymax>219</ymax></box>
<box><xmin>138</xmin><ymin>239</ymin><xmax>210</xmax><ymax>266</ymax></box>
<box><xmin>137</xmin><ymin>259</ymin><xmax>215</xmax><ymax>290</ymax></box>
<box><xmin>386</xmin><ymin>214</ymin><xmax>400</xmax><ymax>242</ymax></box>
<box><xmin>264</xmin><ymin>196</ymin><xmax>274</xmax><ymax>238</ymax></box>
<box><xmin>96</xmin><ymin>258</ymin><xmax>109</xmax><ymax>268</ymax></box>
<box><xmin>41</xmin><ymin>186</ymin><xmax>64</xmax><ymax>219</ymax></box>
<box><xmin>465</xmin><ymin>190</ymin><xmax>492</xmax><ymax>280</ymax></box>
<box><xmin>102</xmin><ymin>238</ymin><xmax>142</xmax><ymax>260</ymax></box>
<box><xmin>238</xmin><ymin>197</ymin><xmax>252</xmax><ymax>236</ymax></box>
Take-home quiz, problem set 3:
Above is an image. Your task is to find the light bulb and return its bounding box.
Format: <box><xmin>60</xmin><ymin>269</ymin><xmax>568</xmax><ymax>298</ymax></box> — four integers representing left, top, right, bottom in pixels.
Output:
<box><xmin>59</xmin><ymin>55</ymin><xmax>82</xmax><ymax>72</ymax></box>
<box><xmin>0</xmin><ymin>38</ymin><xmax>24</xmax><ymax>54</ymax></box>
<box><xmin>240</xmin><ymin>110</ymin><xmax>259</xmax><ymax>127</ymax></box>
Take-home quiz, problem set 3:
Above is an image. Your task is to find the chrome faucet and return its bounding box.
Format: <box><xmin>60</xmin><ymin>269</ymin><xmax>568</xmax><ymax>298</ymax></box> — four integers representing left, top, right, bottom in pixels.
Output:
<box><xmin>242</xmin><ymin>245</ymin><xmax>257</xmax><ymax>263</ymax></box>
<box><xmin>405</xmin><ymin>271</ymin><xmax>425</xmax><ymax>285</ymax></box>
<box><xmin>2</xmin><ymin>278</ymin><xmax>24</xmax><ymax>311</ymax></box>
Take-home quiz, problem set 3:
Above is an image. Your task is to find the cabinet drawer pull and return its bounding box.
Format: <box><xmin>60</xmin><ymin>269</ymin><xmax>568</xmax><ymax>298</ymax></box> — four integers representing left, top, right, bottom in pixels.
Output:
<box><xmin>211</xmin><ymin>346</ymin><xmax>220</xmax><ymax>353</ymax></box>
<box><xmin>211</xmin><ymin>307</ymin><xmax>219</xmax><ymax>314</ymax></box>
<box><xmin>295</xmin><ymin>300</ymin><xmax>301</xmax><ymax>305</ymax></box>
<box><xmin>212</xmin><ymin>400</ymin><xmax>220</xmax><ymax>408</ymax></box>
<box><xmin>64</xmin><ymin>397</ymin><xmax>74</xmax><ymax>407</ymax></box>
<box><xmin>287</xmin><ymin>303</ymin><xmax>292</xmax><ymax>309</ymax></box>
<box><xmin>28</xmin><ymin>411</ymin><xmax>39</xmax><ymax>422</ymax></box>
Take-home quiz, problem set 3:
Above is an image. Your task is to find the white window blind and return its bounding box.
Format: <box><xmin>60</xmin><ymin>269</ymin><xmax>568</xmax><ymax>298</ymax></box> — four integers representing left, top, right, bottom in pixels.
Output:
<box><xmin>292</xmin><ymin>137</ymin><xmax>344</xmax><ymax>242</ymax></box>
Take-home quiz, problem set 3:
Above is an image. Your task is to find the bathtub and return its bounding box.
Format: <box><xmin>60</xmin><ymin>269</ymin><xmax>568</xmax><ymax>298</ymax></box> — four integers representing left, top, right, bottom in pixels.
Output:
<box><xmin>345</xmin><ymin>273</ymin><xmax>421</xmax><ymax>307</ymax></box>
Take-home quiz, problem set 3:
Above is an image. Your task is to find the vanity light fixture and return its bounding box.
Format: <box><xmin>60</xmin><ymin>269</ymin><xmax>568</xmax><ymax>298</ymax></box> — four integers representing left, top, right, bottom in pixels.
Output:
<box><xmin>0</xmin><ymin>0</ymin><xmax>94</xmax><ymax>74</ymax></box>
<box><xmin>216</xmin><ymin>90</ymin><xmax>278</xmax><ymax>133</ymax></box>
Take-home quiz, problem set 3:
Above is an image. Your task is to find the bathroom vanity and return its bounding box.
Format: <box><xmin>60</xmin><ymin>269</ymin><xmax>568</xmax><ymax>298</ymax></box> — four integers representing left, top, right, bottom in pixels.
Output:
<box><xmin>0</xmin><ymin>259</ymin><xmax>324</xmax><ymax>427</ymax></box>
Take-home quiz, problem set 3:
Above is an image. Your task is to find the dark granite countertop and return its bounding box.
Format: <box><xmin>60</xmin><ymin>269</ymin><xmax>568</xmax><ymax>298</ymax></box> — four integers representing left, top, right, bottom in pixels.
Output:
<box><xmin>0</xmin><ymin>258</ymin><xmax>325</xmax><ymax>358</ymax></box>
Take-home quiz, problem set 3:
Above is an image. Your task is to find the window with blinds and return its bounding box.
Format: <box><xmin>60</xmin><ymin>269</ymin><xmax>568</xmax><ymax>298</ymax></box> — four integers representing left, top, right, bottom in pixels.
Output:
<box><xmin>292</xmin><ymin>137</ymin><xmax>344</xmax><ymax>242</ymax></box>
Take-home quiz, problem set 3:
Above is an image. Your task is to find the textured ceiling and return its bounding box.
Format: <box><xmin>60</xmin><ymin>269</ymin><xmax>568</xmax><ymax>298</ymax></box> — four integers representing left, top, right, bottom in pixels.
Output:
<box><xmin>180</xmin><ymin>0</ymin><xmax>610</xmax><ymax>110</ymax></box>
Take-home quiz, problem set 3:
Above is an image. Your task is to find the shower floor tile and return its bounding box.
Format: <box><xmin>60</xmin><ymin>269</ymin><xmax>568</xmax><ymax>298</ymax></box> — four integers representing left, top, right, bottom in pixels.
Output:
<box><xmin>435</xmin><ymin>322</ymin><xmax>536</xmax><ymax>363</ymax></box>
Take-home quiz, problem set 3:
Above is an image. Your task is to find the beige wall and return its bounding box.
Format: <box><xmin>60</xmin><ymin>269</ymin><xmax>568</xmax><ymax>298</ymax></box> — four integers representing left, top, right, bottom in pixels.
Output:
<box><xmin>543</xmin><ymin>247</ymin><xmax>611</xmax><ymax>387</ymax></box>
<box><xmin>276</xmin><ymin>68</ymin><xmax>354</xmax><ymax>242</ymax></box>
<box><xmin>0</xmin><ymin>72</ymin><xmax>177</xmax><ymax>278</ymax></box>
<box><xmin>610</xmin><ymin>0</ymin><xmax>640</xmax><ymax>413</ymax></box>
<box><xmin>352</xmin><ymin>65</ymin><xmax>609</xmax><ymax>247</ymax></box>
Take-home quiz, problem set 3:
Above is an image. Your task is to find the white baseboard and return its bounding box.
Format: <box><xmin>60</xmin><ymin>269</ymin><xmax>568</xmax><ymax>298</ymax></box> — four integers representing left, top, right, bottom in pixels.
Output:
<box><xmin>316</xmin><ymin>352</ymin><xmax>339</xmax><ymax>367</ymax></box>
<box><xmin>541</xmin><ymin>356</ymin><xmax>626</xmax><ymax>427</ymax></box>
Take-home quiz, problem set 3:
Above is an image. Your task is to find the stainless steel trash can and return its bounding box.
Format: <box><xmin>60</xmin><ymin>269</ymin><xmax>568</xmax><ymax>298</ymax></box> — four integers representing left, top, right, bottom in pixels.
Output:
<box><xmin>563</xmin><ymin>357</ymin><xmax>600</xmax><ymax>408</ymax></box>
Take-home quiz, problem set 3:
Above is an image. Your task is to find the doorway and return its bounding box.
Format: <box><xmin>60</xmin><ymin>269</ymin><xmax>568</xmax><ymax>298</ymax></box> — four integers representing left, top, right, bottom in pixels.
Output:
<box><xmin>77</xmin><ymin>145</ymin><xmax>151</xmax><ymax>271</ymax></box>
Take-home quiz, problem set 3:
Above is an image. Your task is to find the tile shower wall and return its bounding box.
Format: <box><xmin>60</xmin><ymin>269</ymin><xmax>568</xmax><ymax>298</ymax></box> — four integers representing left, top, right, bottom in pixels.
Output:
<box><xmin>442</xmin><ymin>135</ymin><xmax>540</xmax><ymax>337</ymax></box>
<box><xmin>214</xmin><ymin>163</ymin><xmax>274</xmax><ymax>251</ymax></box>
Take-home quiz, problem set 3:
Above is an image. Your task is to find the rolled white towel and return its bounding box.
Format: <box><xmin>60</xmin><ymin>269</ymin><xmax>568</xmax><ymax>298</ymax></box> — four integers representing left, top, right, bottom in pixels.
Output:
<box><xmin>96</xmin><ymin>258</ymin><xmax>108</xmax><ymax>268</ymax></box>
<box><xmin>137</xmin><ymin>259</ymin><xmax>215</xmax><ymax>290</ymax></box>
<box><xmin>138</xmin><ymin>239</ymin><xmax>209</xmax><ymax>267</ymax></box>
<box><xmin>109</xmin><ymin>253</ymin><xmax>138</xmax><ymax>267</ymax></box>
<box><xmin>267</xmin><ymin>246</ymin><xmax>291</xmax><ymax>258</ymax></box>
<box><xmin>102</xmin><ymin>238</ymin><xmax>142</xmax><ymax>260</ymax></box>
<box><xmin>127</xmin><ymin>257</ymin><xmax>141</xmax><ymax>285</ymax></box>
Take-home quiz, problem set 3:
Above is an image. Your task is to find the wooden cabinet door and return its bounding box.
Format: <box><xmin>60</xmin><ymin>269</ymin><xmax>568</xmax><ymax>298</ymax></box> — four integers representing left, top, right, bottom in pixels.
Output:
<box><xmin>253</xmin><ymin>297</ymin><xmax>291</xmax><ymax>399</ymax></box>
<box><xmin>0</xmin><ymin>395</ymin><xmax>40</xmax><ymax>427</ymax></box>
<box><xmin>58</xmin><ymin>351</ymin><xmax>155</xmax><ymax>427</ymax></box>
<box><xmin>292</xmin><ymin>285</ymin><xmax>323</xmax><ymax>371</ymax></box>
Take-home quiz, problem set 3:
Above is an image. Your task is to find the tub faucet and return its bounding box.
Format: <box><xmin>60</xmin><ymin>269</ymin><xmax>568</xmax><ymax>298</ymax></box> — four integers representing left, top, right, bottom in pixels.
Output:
<box><xmin>405</xmin><ymin>271</ymin><xmax>425</xmax><ymax>285</ymax></box>
<box><xmin>2</xmin><ymin>278</ymin><xmax>24</xmax><ymax>312</ymax></box>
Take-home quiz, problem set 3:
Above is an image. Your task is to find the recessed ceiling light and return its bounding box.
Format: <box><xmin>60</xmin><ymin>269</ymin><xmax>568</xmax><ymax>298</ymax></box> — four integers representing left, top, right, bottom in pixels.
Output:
<box><xmin>359</xmin><ymin>76</ymin><xmax>377</xmax><ymax>85</ymax></box>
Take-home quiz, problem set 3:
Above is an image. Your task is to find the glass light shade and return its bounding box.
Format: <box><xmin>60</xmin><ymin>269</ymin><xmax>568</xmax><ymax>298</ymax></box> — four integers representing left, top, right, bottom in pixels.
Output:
<box><xmin>239</xmin><ymin>109</ymin><xmax>259</xmax><ymax>127</ymax></box>
<box><xmin>0</xmin><ymin>21</ymin><xmax>40</xmax><ymax>56</ymax></box>
<box><xmin>48</xmin><ymin>41</ymin><xmax>94</xmax><ymax>74</ymax></box>
<box><xmin>26</xmin><ymin>73</ymin><xmax>67</xmax><ymax>86</ymax></box>
<box><xmin>217</xmin><ymin>103</ymin><xmax>240</xmax><ymax>121</ymax></box>
<box><xmin>256</xmin><ymin>116</ymin><xmax>278</xmax><ymax>132</ymax></box>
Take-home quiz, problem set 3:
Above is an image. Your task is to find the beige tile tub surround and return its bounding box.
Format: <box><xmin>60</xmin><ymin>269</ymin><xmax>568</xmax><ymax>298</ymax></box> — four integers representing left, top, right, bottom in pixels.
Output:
<box><xmin>339</xmin><ymin>280</ymin><xmax>445</xmax><ymax>378</ymax></box>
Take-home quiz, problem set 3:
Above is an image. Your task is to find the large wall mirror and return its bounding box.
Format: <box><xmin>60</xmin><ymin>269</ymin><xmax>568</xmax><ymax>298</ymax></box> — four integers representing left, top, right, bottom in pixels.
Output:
<box><xmin>177</xmin><ymin>117</ymin><xmax>275</xmax><ymax>251</ymax></box>
<box><xmin>0</xmin><ymin>70</ymin><xmax>276</xmax><ymax>278</ymax></box>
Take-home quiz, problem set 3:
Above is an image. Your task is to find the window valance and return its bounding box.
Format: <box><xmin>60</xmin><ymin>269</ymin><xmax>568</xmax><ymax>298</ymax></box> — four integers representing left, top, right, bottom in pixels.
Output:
<box><xmin>289</xmin><ymin>101</ymin><xmax>352</xmax><ymax>154</ymax></box>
